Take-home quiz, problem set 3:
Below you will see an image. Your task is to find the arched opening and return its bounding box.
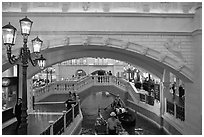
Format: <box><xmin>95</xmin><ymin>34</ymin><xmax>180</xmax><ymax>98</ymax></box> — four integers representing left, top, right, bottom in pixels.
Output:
<box><xmin>23</xmin><ymin>44</ymin><xmax>192</xmax><ymax>84</ymax></box>
<box><xmin>91</xmin><ymin>69</ymin><xmax>107</xmax><ymax>75</ymax></box>
<box><xmin>75</xmin><ymin>69</ymin><xmax>87</xmax><ymax>77</ymax></box>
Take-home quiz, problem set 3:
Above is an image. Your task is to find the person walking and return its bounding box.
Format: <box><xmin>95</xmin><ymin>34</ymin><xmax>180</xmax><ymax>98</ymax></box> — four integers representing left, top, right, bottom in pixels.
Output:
<box><xmin>13</xmin><ymin>98</ymin><xmax>22</xmax><ymax>131</ymax></box>
<box><xmin>106</xmin><ymin>112</ymin><xmax>122</xmax><ymax>135</ymax></box>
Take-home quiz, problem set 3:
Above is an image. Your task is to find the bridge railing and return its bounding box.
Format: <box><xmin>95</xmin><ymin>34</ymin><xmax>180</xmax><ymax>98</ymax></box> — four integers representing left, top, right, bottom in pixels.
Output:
<box><xmin>34</xmin><ymin>75</ymin><xmax>127</xmax><ymax>101</ymax></box>
<box><xmin>40</xmin><ymin>102</ymin><xmax>80</xmax><ymax>135</ymax></box>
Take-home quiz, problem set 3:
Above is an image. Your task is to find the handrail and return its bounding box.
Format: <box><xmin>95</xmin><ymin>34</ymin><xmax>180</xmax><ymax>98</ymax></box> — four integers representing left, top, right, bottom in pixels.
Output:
<box><xmin>40</xmin><ymin>102</ymin><xmax>80</xmax><ymax>135</ymax></box>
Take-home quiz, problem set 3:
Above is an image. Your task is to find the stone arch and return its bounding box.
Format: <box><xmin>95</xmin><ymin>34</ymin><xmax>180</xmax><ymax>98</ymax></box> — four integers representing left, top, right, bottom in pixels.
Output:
<box><xmin>2</xmin><ymin>36</ymin><xmax>193</xmax><ymax>83</ymax></box>
<box><xmin>91</xmin><ymin>69</ymin><xmax>107</xmax><ymax>75</ymax></box>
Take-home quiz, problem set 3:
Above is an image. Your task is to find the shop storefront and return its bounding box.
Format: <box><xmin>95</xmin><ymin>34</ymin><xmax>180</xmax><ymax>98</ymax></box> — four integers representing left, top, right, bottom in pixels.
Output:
<box><xmin>2</xmin><ymin>77</ymin><xmax>18</xmax><ymax>123</ymax></box>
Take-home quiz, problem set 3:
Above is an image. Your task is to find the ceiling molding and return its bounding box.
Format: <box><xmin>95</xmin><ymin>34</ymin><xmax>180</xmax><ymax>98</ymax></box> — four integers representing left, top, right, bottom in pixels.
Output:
<box><xmin>2</xmin><ymin>12</ymin><xmax>194</xmax><ymax>18</ymax></box>
<box><xmin>14</xmin><ymin>30</ymin><xmax>192</xmax><ymax>36</ymax></box>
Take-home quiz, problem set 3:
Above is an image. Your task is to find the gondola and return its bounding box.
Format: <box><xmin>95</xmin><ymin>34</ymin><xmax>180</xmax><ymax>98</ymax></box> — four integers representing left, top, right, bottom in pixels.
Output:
<box><xmin>117</xmin><ymin>110</ymin><xmax>136</xmax><ymax>127</ymax></box>
<box><xmin>94</xmin><ymin>116</ymin><xmax>107</xmax><ymax>135</ymax></box>
<box><xmin>111</xmin><ymin>98</ymin><xmax>136</xmax><ymax>128</ymax></box>
<box><xmin>94</xmin><ymin>108</ymin><xmax>129</xmax><ymax>135</ymax></box>
<box><xmin>94</xmin><ymin>97</ymin><xmax>136</xmax><ymax>135</ymax></box>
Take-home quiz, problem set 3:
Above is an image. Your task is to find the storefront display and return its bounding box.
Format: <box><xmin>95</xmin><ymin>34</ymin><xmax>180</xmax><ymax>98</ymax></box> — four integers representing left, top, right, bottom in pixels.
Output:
<box><xmin>2</xmin><ymin>77</ymin><xmax>18</xmax><ymax>111</ymax></box>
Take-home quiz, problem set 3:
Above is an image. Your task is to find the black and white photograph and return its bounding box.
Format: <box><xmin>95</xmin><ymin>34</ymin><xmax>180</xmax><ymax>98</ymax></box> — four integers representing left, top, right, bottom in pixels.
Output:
<box><xmin>2</xmin><ymin>1</ymin><xmax>202</xmax><ymax>135</ymax></box>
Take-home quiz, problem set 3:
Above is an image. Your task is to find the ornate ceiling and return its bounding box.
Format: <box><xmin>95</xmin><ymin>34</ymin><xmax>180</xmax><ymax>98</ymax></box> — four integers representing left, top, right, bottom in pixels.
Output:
<box><xmin>2</xmin><ymin>2</ymin><xmax>201</xmax><ymax>14</ymax></box>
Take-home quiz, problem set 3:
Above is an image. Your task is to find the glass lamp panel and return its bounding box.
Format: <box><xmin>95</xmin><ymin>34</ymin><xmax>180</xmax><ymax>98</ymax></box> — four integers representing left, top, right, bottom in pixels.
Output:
<box><xmin>37</xmin><ymin>59</ymin><xmax>45</xmax><ymax>69</ymax></box>
<box><xmin>32</xmin><ymin>40</ymin><xmax>42</xmax><ymax>53</ymax></box>
<box><xmin>32</xmin><ymin>36</ymin><xmax>43</xmax><ymax>53</ymax></box>
<box><xmin>2</xmin><ymin>24</ymin><xmax>17</xmax><ymax>45</ymax></box>
<box><xmin>37</xmin><ymin>55</ymin><xmax>46</xmax><ymax>69</ymax></box>
<box><xmin>20</xmin><ymin>21</ymin><xmax>32</xmax><ymax>35</ymax></box>
<box><xmin>33</xmin><ymin>42</ymin><xmax>41</xmax><ymax>53</ymax></box>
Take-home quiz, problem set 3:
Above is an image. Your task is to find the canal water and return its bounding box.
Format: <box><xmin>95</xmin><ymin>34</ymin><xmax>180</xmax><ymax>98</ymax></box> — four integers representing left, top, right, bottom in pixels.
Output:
<box><xmin>81</xmin><ymin>92</ymin><xmax>166</xmax><ymax>135</ymax></box>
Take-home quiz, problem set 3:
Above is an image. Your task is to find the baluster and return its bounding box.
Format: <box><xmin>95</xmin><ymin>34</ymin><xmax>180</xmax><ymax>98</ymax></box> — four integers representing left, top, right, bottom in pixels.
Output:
<box><xmin>62</xmin><ymin>111</ymin><xmax>66</xmax><ymax>131</ymax></box>
<box><xmin>174</xmin><ymin>102</ymin><xmax>176</xmax><ymax>117</ymax></box>
<box><xmin>49</xmin><ymin>120</ymin><xmax>54</xmax><ymax>135</ymax></box>
<box><xmin>72</xmin><ymin>104</ymin><xmax>75</xmax><ymax>121</ymax></box>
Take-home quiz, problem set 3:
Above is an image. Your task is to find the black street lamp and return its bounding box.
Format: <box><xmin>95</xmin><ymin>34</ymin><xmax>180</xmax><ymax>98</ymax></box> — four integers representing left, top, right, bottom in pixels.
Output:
<box><xmin>2</xmin><ymin>16</ymin><xmax>46</xmax><ymax>134</ymax></box>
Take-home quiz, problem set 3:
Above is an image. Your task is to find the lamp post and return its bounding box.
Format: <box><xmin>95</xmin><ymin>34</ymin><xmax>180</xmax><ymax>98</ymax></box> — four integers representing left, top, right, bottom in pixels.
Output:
<box><xmin>2</xmin><ymin>16</ymin><xmax>46</xmax><ymax>135</ymax></box>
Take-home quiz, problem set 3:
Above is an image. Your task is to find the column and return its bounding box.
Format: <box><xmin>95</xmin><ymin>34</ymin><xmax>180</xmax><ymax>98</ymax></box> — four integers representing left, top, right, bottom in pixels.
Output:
<box><xmin>27</xmin><ymin>78</ymin><xmax>34</xmax><ymax>113</ymax></box>
<box><xmin>176</xmin><ymin>77</ymin><xmax>180</xmax><ymax>96</ymax></box>
<box><xmin>184</xmin><ymin>5</ymin><xmax>202</xmax><ymax>135</ymax></box>
<box><xmin>161</xmin><ymin>69</ymin><xmax>171</xmax><ymax>115</ymax></box>
<box><xmin>18</xmin><ymin>65</ymin><xmax>23</xmax><ymax>98</ymax></box>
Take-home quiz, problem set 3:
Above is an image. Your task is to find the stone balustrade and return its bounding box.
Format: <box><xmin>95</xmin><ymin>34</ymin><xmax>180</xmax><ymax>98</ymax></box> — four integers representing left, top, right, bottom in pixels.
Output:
<box><xmin>34</xmin><ymin>75</ymin><xmax>127</xmax><ymax>102</ymax></box>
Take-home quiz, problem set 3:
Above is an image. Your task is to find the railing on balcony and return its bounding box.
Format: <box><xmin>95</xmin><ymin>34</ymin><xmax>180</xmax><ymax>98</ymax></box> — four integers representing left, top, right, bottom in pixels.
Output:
<box><xmin>139</xmin><ymin>93</ymin><xmax>146</xmax><ymax>102</ymax></box>
<box><xmin>139</xmin><ymin>93</ymin><xmax>155</xmax><ymax>106</ymax></box>
<box><xmin>40</xmin><ymin>102</ymin><xmax>80</xmax><ymax>135</ymax></box>
<box><xmin>166</xmin><ymin>99</ymin><xmax>185</xmax><ymax>121</ymax></box>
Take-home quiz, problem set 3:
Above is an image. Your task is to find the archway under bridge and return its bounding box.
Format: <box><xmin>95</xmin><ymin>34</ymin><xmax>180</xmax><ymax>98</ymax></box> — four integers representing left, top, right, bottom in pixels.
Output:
<box><xmin>78</xmin><ymin>85</ymin><xmax>128</xmax><ymax>103</ymax></box>
<box><xmin>2</xmin><ymin>37</ymin><xmax>193</xmax><ymax>83</ymax></box>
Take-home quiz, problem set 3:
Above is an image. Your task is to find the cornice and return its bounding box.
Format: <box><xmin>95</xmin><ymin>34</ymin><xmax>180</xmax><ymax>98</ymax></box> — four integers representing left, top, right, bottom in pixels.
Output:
<box><xmin>192</xmin><ymin>29</ymin><xmax>202</xmax><ymax>36</ymax></box>
<box><xmin>16</xmin><ymin>31</ymin><xmax>192</xmax><ymax>36</ymax></box>
<box><xmin>2</xmin><ymin>12</ymin><xmax>194</xmax><ymax>18</ymax></box>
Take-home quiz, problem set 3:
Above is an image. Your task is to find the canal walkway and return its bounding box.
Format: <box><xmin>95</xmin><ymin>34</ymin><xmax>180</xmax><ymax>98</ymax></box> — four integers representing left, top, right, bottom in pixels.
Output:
<box><xmin>3</xmin><ymin>92</ymin><xmax>166</xmax><ymax>135</ymax></box>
